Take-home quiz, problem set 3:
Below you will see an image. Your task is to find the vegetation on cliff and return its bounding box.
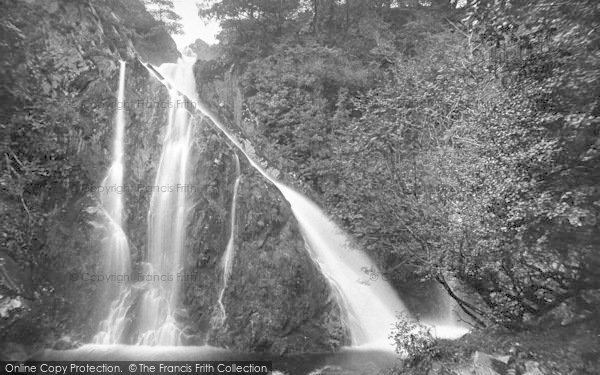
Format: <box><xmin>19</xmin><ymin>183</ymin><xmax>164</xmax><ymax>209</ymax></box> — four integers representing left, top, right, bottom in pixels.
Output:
<box><xmin>196</xmin><ymin>0</ymin><xmax>599</xmax><ymax>370</ymax></box>
<box><xmin>0</xmin><ymin>0</ymin><xmax>178</xmax><ymax>356</ymax></box>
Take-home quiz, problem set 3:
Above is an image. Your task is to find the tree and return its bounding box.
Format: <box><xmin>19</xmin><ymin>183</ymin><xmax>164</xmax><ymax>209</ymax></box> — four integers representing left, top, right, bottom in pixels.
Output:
<box><xmin>198</xmin><ymin>0</ymin><xmax>303</xmax><ymax>61</ymax></box>
<box><xmin>143</xmin><ymin>0</ymin><xmax>183</xmax><ymax>34</ymax></box>
<box><xmin>438</xmin><ymin>0</ymin><xmax>600</xmax><ymax>325</ymax></box>
<box><xmin>195</xmin><ymin>0</ymin><xmax>600</xmax><ymax>328</ymax></box>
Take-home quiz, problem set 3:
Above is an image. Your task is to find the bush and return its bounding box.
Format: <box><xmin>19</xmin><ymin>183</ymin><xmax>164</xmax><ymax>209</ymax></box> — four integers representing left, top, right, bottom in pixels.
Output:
<box><xmin>390</xmin><ymin>313</ymin><xmax>439</xmax><ymax>369</ymax></box>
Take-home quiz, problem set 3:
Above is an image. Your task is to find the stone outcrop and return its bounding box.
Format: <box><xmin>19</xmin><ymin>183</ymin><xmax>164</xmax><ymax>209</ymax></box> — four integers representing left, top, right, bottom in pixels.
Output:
<box><xmin>179</xmin><ymin>119</ymin><xmax>349</xmax><ymax>353</ymax></box>
<box><xmin>0</xmin><ymin>0</ymin><xmax>175</xmax><ymax>357</ymax></box>
<box><xmin>427</xmin><ymin>351</ymin><xmax>551</xmax><ymax>375</ymax></box>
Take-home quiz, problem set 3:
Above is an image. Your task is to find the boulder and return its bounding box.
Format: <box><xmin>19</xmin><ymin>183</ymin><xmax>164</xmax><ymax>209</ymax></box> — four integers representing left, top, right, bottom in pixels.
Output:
<box><xmin>522</xmin><ymin>361</ymin><xmax>545</xmax><ymax>375</ymax></box>
<box><xmin>471</xmin><ymin>351</ymin><xmax>510</xmax><ymax>375</ymax></box>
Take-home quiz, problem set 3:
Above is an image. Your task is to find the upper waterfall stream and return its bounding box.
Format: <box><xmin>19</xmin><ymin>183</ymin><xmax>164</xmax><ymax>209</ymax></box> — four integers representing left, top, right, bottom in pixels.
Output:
<box><xmin>134</xmin><ymin>62</ymin><xmax>197</xmax><ymax>345</ymax></box>
<box><xmin>94</xmin><ymin>61</ymin><xmax>198</xmax><ymax>345</ymax></box>
<box><xmin>94</xmin><ymin>61</ymin><xmax>131</xmax><ymax>344</ymax></box>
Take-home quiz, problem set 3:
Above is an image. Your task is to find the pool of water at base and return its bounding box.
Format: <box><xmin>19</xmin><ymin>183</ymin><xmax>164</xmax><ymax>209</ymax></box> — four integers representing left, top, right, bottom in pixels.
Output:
<box><xmin>32</xmin><ymin>344</ymin><xmax>399</xmax><ymax>375</ymax></box>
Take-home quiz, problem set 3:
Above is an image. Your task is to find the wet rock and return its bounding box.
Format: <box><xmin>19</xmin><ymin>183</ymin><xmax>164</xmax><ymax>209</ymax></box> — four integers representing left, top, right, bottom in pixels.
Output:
<box><xmin>472</xmin><ymin>351</ymin><xmax>510</xmax><ymax>375</ymax></box>
<box><xmin>134</xmin><ymin>26</ymin><xmax>180</xmax><ymax>65</ymax></box>
<box><xmin>98</xmin><ymin>0</ymin><xmax>180</xmax><ymax>64</ymax></box>
<box><xmin>181</xmin><ymin>127</ymin><xmax>349</xmax><ymax>353</ymax></box>
<box><xmin>41</xmin><ymin>0</ymin><xmax>60</xmax><ymax>14</ymax></box>
<box><xmin>0</xmin><ymin>251</ymin><xmax>30</xmax><ymax>298</ymax></box>
<box><xmin>522</xmin><ymin>361</ymin><xmax>545</xmax><ymax>375</ymax></box>
<box><xmin>3</xmin><ymin>0</ymin><xmax>349</xmax><ymax>354</ymax></box>
<box><xmin>0</xmin><ymin>342</ymin><xmax>28</xmax><ymax>360</ymax></box>
<box><xmin>427</xmin><ymin>362</ymin><xmax>442</xmax><ymax>375</ymax></box>
<box><xmin>52</xmin><ymin>335</ymin><xmax>78</xmax><ymax>350</ymax></box>
<box><xmin>0</xmin><ymin>0</ymin><xmax>176</xmax><ymax>346</ymax></box>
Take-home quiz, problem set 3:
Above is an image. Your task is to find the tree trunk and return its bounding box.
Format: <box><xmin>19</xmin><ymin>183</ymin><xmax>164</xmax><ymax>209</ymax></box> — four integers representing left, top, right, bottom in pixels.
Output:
<box><xmin>311</xmin><ymin>0</ymin><xmax>318</xmax><ymax>34</ymax></box>
<box><xmin>345</xmin><ymin>0</ymin><xmax>349</xmax><ymax>31</ymax></box>
<box><xmin>435</xmin><ymin>274</ymin><xmax>489</xmax><ymax>328</ymax></box>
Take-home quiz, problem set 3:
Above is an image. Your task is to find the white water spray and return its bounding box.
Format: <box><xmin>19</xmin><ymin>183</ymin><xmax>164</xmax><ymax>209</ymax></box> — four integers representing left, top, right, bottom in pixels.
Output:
<box><xmin>131</xmin><ymin>57</ymin><xmax>468</xmax><ymax>349</ymax></box>
<box><xmin>135</xmin><ymin>60</ymin><xmax>198</xmax><ymax>346</ymax></box>
<box><xmin>276</xmin><ymin>185</ymin><xmax>407</xmax><ymax>347</ymax></box>
<box><xmin>217</xmin><ymin>153</ymin><xmax>241</xmax><ymax>324</ymax></box>
<box><xmin>147</xmin><ymin>61</ymin><xmax>410</xmax><ymax>349</ymax></box>
<box><xmin>94</xmin><ymin>61</ymin><xmax>131</xmax><ymax>344</ymax></box>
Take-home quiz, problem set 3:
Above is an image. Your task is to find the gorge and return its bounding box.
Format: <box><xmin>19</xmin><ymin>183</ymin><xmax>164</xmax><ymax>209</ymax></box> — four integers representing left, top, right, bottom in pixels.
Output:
<box><xmin>4</xmin><ymin>0</ymin><xmax>597</xmax><ymax>374</ymax></box>
<box><xmin>26</xmin><ymin>53</ymin><xmax>463</xmax><ymax>374</ymax></box>
<box><xmin>0</xmin><ymin>0</ymin><xmax>465</xmax><ymax>357</ymax></box>
<box><xmin>89</xmin><ymin>54</ymin><xmax>467</xmax><ymax>349</ymax></box>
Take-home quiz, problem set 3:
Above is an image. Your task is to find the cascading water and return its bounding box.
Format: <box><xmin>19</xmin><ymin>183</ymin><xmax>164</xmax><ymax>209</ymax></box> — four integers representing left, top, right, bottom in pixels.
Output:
<box><xmin>92</xmin><ymin>57</ymin><xmax>466</xmax><ymax>351</ymax></box>
<box><xmin>134</xmin><ymin>60</ymin><xmax>198</xmax><ymax>346</ymax></box>
<box><xmin>94</xmin><ymin>61</ymin><xmax>132</xmax><ymax>344</ymax></box>
<box><xmin>148</xmin><ymin>61</ymin><xmax>414</xmax><ymax>349</ymax></box>
<box><xmin>217</xmin><ymin>153</ymin><xmax>241</xmax><ymax>324</ymax></box>
<box><xmin>91</xmin><ymin>60</ymin><xmax>199</xmax><ymax>346</ymax></box>
<box><xmin>275</xmin><ymin>185</ymin><xmax>406</xmax><ymax>347</ymax></box>
<box><xmin>422</xmin><ymin>279</ymin><xmax>472</xmax><ymax>340</ymax></box>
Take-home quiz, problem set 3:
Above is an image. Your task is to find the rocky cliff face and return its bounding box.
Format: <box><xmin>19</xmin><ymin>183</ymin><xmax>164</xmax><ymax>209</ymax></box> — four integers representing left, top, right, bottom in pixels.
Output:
<box><xmin>175</xmin><ymin>118</ymin><xmax>349</xmax><ymax>353</ymax></box>
<box><xmin>0</xmin><ymin>0</ymin><xmax>176</xmax><ymax>357</ymax></box>
<box><xmin>1</xmin><ymin>0</ymin><xmax>348</xmax><ymax>358</ymax></box>
<box><xmin>192</xmin><ymin>56</ymin><xmax>452</xmax><ymax>323</ymax></box>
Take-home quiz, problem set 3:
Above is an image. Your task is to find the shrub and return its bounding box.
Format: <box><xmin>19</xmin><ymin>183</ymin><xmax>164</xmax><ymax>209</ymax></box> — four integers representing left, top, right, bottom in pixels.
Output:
<box><xmin>390</xmin><ymin>313</ymin><xmax>439</xmax><ymax>369</ymax></box>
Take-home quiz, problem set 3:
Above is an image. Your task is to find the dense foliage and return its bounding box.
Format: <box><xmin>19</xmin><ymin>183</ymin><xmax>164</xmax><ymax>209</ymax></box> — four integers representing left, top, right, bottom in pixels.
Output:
<box><xmin>198</xmin><ymin>0</ymin><xmax>600</xmax><ymax>329</ymax></box>
<box><xmin>442</xmin><ymin>0</ymin><xmax>600</xmax><ymax>326</ymax></box>
<box><xmin>143</xmin><ymin>0</ymin><xmax>183</xmax><ymax>34</ymax></box>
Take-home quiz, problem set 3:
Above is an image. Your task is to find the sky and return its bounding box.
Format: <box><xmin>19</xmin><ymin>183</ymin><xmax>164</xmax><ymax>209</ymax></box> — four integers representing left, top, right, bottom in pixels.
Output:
<box><xmin>171</xmin><ymin>0</ymin><xmax>220</xmax><ymax>49</ymax></box>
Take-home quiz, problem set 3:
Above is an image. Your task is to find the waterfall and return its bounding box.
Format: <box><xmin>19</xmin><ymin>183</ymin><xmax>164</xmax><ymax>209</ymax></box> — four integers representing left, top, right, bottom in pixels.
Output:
<box><xmin>275</xmin><ymin>185</ymin><xmax>406</xmax><ymax>347</ymax></box>
<box><xmin>94</xmin><ymin>61</ymin><xmax>131</xmax><ymax>344</ymax></box>
<box><xmin>134</xmin><ymin>61</ymin><xmax>197</xmax><ymax>346</ymax></box>
<box><xmin>93</xmin><ymin>57</ymin><xmax>466</xmax><ymax>349</ymax></box>
<box><xmin>92</xmin><ymin>61</ymin><xmax>199</xmax><ymax>346</ymax></box>
<box><xmin>217</xmin><ymin>152</ymin><xmax>241</xmax><ymax>324</ymax></box>
<box><xmin>146</xmin><ymin>60</ymin><xmax>411</xmax><ymax>349</ymax></box>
